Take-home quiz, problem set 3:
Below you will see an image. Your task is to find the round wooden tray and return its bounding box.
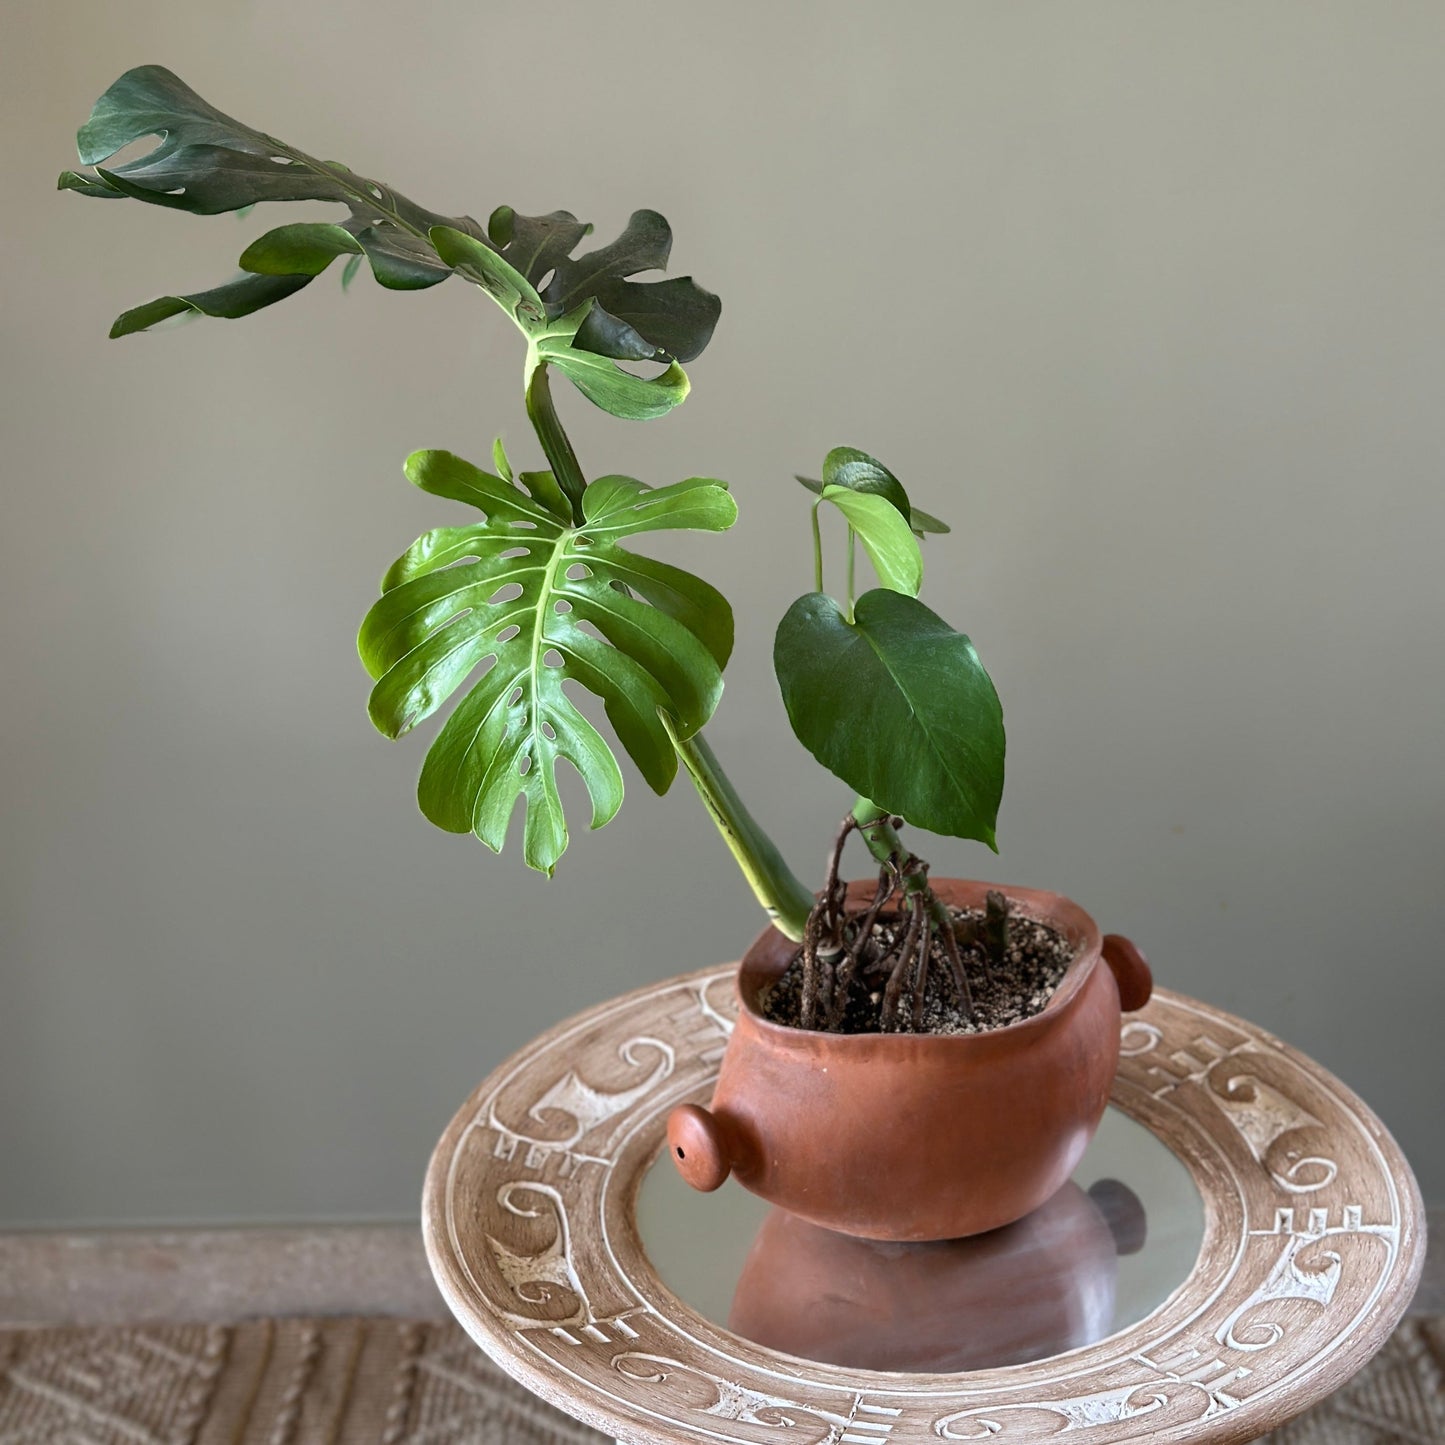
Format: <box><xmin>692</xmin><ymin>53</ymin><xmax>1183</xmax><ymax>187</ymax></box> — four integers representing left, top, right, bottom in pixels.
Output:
<box><xmin>422</xmin><ymin>968</ymin><xmax>1425</xmax><ymax>1445</ymax></box>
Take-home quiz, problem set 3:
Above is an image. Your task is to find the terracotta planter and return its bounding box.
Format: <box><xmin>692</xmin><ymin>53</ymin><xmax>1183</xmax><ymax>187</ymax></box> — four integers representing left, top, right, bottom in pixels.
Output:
<box><xmin>668</xmin><ymin>878</ymin><xmax>1152</xmax><ymax>1241</ymax></box>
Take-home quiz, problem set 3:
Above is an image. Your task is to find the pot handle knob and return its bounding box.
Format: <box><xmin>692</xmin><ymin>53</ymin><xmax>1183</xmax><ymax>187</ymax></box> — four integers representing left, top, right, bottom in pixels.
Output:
<box><xmin>1101</xmin><ymin>933</ymin><xmax>1153</xmax><ymax>1012</ymax></box>
<box><xmin>667</xmin><ymin>1104</ymin><xmax>732</xmax><ymax>1192</ymax></box>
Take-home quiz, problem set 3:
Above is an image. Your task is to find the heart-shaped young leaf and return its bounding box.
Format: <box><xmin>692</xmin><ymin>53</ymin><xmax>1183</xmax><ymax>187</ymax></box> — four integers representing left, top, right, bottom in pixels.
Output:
<box><xmin>795</xmin><ymin>473</ymin><xmax>950</xmax><ymax>538</ymax></box>
<box><xmin>821</xmin><ymin>447</ymin><xmax>912</xmax><ymax>519</ymax></box>
<box><xmin>359</xmin><ymin>450</ymin><xmax>736</xmax><ymax>874</ymax></box>
<box><xmin>774</xmin><ymin>588</ymin><xmax>1004</xmax><ymax>846</ymax></box>
<box><xmin>818</xmin><ymin>485</ymin><xmax>923</xmax><ymax>596</ymax></box>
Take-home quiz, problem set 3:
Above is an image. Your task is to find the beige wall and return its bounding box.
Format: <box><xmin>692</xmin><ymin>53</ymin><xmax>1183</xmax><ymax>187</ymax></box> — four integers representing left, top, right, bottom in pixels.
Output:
<box><xmin>3</xmin><ymin>1</ymin><xmax>1442</xmax><ymax>1222</ymax></box>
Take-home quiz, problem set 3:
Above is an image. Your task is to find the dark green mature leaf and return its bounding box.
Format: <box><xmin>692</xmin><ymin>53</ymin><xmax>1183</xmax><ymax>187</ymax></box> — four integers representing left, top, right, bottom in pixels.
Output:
<box><xmin>60</xmin><ymin>64</ymin><xmax>471</xmax><ymax>318</ymax></box>
<box><xmin>359</xmin><ymin>450</ymin><xmax>736</xmax><ymax>875</ymax></box>
<box><xmin>239</xmin><ymin>222</ymin><xmax>362</xmax><ymax>277</ymax></box>
<box><xmin>774</xmin><ymin>589</ymin><xmax>1004</xmax><ymax>846</ymax></box>
<box><xmin>109</xmin><ymin>271</ymin><xmax>311</xmax><ymax>337</ymax></box>
<box><xmin>62</xmin><ymin>67</ymin><xmax>720</xmax><ymax>417</ymax></box>
<box><xmin>433</xmin><ymin>222</ymin><xmax>706</xmax><ymax>415</ymax></box>
<box><xmin>488</xmin><ymin>206</ymin><xmax>721</xmax><ymax>364</ymax></box>
<box><xmin>427</xmin><ymin>226</ymin><xmax>546</xmax><ymax>328</ymax></box>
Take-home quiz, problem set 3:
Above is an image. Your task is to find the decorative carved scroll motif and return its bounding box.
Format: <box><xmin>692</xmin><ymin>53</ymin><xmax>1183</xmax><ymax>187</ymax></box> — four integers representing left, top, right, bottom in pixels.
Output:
<box><xmin>1206</xmin><ymin>1065</ymin><xmax>1339</xmax><ymax>1195</ymax></box>
<box><xmin>484</xmin><ymin>1036</ymin><xmax>675</xmax><ymax>1175</ymax></box>
<box><xmin>935</xmin><ymin>1384</ymin><xmax>1168</xmax><ymax>1440</ymax></box>
<box><xmin>1217</xmin><ymin>1205</ymin><xmax>1400</xmax><ymax>1353</ymax></box>
<box><xmin>482</xmin><ymin>1181</ymin><xmax>653</xmax><ymax>1346</ymax></box>
<box><xmin>668</xmin><ymin>970</ymin><xmax>738</xmax><ymax>1070</ymax></box>
<box><xmin>934</xmin><ymin>1343</ymin><xmax>1250</xmax><ymax>1440</ymax></box>
<box><xmin>1119</xmin><ymin>1020</ymin><xmax>1163</xmax><ymax>1057</ymax></box>
<box><xmin>485</xmin><ymin>1182</ymin><xmax>592</xmax><ymax>1328</ymax></box>
<box><xmin>612</xmin><ymin>1353</ymin><xmax>897</xmax><ymax>1445</ymax></box>
<box><xmin>1126</xmin><ymin>1022</ymin><xmax>1339</xmax><ymax>1197</ymax></box>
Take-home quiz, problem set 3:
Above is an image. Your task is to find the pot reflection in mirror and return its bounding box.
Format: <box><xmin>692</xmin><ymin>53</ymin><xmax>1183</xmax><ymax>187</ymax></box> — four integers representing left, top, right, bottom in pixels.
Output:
<box><xmin>636</xmin><ymin>1105</ymin><xmax>1205</xmax><ymax>1370</ymax></box>
<box><xmin>726</xmin><ymin>1179</ymin><xmax>1147</xmax><ymax>1372</ymax></box>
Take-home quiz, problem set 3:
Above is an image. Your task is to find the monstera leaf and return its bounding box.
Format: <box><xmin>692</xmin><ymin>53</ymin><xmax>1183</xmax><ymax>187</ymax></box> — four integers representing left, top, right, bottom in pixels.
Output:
<box><xmin>427</xmin><ymin>227</ymin><xmax>696</xmax><ymax>422</ymax></box>
<box><xmin>486</xmin><ymin>205</ymin><xmax>719</xmax><ymax>365</ymax></box>
<box><xmin>774</xmin><ymin>588</ymin><xmax>1005</xmax><ymax>847</ymax></box>
<box><xmin>795</xmin><ymin>446</ymin><xmax>950</xmax><ymax>537</ymax></box>
<box><xmin>59</xmin><ymin>65</ymin><xmax>475</xmax><ymax>330</ymax></box>
<box><xmin>359</xmin><ymin>451</ymin><xmax>736</xmax><ymax>874</ymax></box>
<box><xmin>817</xmin><ymin>486</ymin><xmax>922</xmax><ymax>596</ymax></box>
<box><xmin>60</xmin><ymin>67</ymin><xmax>719</xmax><ymax>416</ymax></box>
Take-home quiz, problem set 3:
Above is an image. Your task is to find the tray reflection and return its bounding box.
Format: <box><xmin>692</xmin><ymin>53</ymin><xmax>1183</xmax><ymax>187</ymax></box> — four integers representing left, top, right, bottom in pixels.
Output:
<box><xmin>637</xmin><ymin>1107</ymin><xmax>1204</xmax><ymax>1373</ymax></box>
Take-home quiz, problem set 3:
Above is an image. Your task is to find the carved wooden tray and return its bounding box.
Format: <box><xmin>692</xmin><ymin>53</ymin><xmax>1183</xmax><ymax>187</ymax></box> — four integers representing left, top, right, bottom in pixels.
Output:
<box><xmin>422</xmin><ymin>968</ymin><xmax>1426</xmax><ymax>1445</ymax></box>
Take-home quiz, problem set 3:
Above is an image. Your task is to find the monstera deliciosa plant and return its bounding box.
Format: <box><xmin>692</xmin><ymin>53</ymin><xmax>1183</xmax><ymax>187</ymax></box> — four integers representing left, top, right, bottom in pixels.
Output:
<box><xmin>63</xmin><ymin>66</ymin><xmax>1010</xmax><ymax>1034</ymax></box>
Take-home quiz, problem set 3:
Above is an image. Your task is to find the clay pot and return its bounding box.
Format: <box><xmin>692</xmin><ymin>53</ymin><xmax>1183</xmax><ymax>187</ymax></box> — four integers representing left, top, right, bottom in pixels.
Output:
<box><xmin>668</xmin><ymin>879</ymin><xmax>1152</xmax><ymax>1242</ymax></box>
<box><xmin>727</xmin><ymin>1178</ymin><xmax>1147</xmax><ymax>1372</ymax></box>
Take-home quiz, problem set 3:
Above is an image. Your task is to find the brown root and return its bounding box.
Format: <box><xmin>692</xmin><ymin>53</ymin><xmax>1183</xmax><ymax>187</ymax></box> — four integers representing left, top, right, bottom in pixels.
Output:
<box><xmin>797</xmin><ymin>813</ymin><xmax>988</xmax><ymax>1034</ymax></box>
<box><xmin>984</xmin><ymin>888</ymin><xmax>1011</xmax><ymax>971</ymax></box>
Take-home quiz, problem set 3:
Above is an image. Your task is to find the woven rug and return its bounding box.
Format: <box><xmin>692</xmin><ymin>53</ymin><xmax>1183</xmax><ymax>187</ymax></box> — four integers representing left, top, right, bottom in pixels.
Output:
<box><xmin>0</xmin><ymin>1317</ymin><xmax>1439</xmax><ymax>1444</ymax></box>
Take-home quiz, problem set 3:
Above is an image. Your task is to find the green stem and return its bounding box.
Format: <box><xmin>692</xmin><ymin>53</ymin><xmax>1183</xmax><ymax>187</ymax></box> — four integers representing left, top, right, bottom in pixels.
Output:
<box><xmin>811</xmin><ymin>500</ymin><xmax>824</xmax><ymax>593</ymax></box>
<box><xmin>851</xmin><ymin>796</ymin><xmax>947</xmax><ymax>914</ymax></box>
<box><xmin>846</xmin><ymin>524</ymin><xmax>857</xmax><ymax>621</ymax></box>
<box><xmin>666</xmin><ymin>719</ymin><xmax>815</xmax><ymax>941</ymax></box>
<box><xmin>852</xmin><ymin>797</ymin><xmax>904</xmax><ymax>869</ymax></box>
<box><xmin>520</xmin><ymin>366</ymin><xmax>813</xmax><ymax>940</ymax></box>
<box><xmin>525</xmin><ymin>363</ymin><xmax>586</xmax><ymax>525</ymax></box>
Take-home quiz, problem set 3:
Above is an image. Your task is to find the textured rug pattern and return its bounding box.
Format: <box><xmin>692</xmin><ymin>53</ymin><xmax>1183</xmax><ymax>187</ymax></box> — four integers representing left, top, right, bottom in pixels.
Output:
<box><xmin>0</xmin><ymin>1316</ymin><xmax>1438</xmax><ymax>1444</ymax></box>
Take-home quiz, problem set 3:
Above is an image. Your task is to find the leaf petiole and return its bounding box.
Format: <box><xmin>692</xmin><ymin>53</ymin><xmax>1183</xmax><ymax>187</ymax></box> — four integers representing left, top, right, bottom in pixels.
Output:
<box><xmin>664</xmin><ymin>718</ymin><xmax>814</xmax><ymax>942</ymax></box>
<box><xmin>525</xmin><ymin>363</ymin><xmax>587</xmax><ymax>525</ymax></box>
<box><xmin>811</xmin><ymin>499</ymin><xmax>825</xmax><ymax>594</ymax></box>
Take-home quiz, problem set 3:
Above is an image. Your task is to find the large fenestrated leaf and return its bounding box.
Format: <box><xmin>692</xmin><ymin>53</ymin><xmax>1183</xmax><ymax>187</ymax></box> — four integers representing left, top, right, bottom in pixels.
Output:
<box><xmin>61</xmin><ymin>67</ymin><xmax>720</xmax><ymax>418</ymax></box>
<box><xmin>774</xmin><ymin>588</ymin><xmax>1004</xmax><ymax>846</ymax></box>
<box><xmin>359</xmin><ymin>451</ymin><xmax>736</xmax><ymax>874</ymax></box>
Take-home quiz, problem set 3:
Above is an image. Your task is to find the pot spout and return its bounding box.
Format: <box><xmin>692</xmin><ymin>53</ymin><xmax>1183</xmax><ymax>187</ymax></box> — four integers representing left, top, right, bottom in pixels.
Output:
<box><xmin>667</xmin><ymin>1103</ymin><xmax>754</xmax><ymax>1193</ymax></box>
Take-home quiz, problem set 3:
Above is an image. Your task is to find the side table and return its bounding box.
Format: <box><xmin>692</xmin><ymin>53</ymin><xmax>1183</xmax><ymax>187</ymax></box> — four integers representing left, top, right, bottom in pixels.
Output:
<box><xmin>422</xmin><ymin>967</ymin><xmax>1426</xmax><ymax>1445</ymax></box>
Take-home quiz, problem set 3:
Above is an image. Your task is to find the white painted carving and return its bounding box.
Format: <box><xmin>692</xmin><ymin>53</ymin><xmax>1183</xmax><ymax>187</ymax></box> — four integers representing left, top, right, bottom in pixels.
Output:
<box><xmin>690</xmin><ymin>975</ymin><xmax>737</xmax><ymax>1041</ymax></box>
<box><xmin>485</xmin><ymin>1036</ymin><xmax>674</xmax><ymax>1170</ymax></box>
<box><xmin>1210</xmin><ymin>1070</ymin><xmax>1322</xmax><ymax>1162</ymax></box>
<box><xmin>1215</xmin><ymin>1231</ymin><xmax>1343</xmax><ymax>1351</ymax></box>
<box><xmin>1134</xmin><ymin>1344</ymin><xmax>1252</xmax><ymax>1417</ymax></box>
<box><xmin>1270</xmin><ymin>1153</ymin><xmax>1340</xmax><ymax>1194</ymax></box>
<box><xmin>934</xmin><ymin>1383</ymin><xmax>1169</xmax><ymax>1439</ymax></box>
<box><xmin>934</xmin><ymin>1345</ymin><xmax>1251</xmax><ymax>1439</ymax></box>
<box><xmin>612</xmin><ymin>1353</ymin><xmax>871</xmax><ymax>1442</ymax></box>
<box><xmin>1219</xmin><ymin>1205</ymin><xmax>1401</xmax><ymax>1352</ymax></box>
<box><xmin>1119</xmin><ymin>1020</ymin><xmax>1162</xmax><ymax>1057</ymax></box>
<box><xmin>486</xmin><ymin>1182</ymin><xmax>593</xmax><ymax>1327</ymax></box>
<box><xmin>1144</xmin><ymin>1041</ymin><xmax>1344</xmax><ymax>1196</ymax></box>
